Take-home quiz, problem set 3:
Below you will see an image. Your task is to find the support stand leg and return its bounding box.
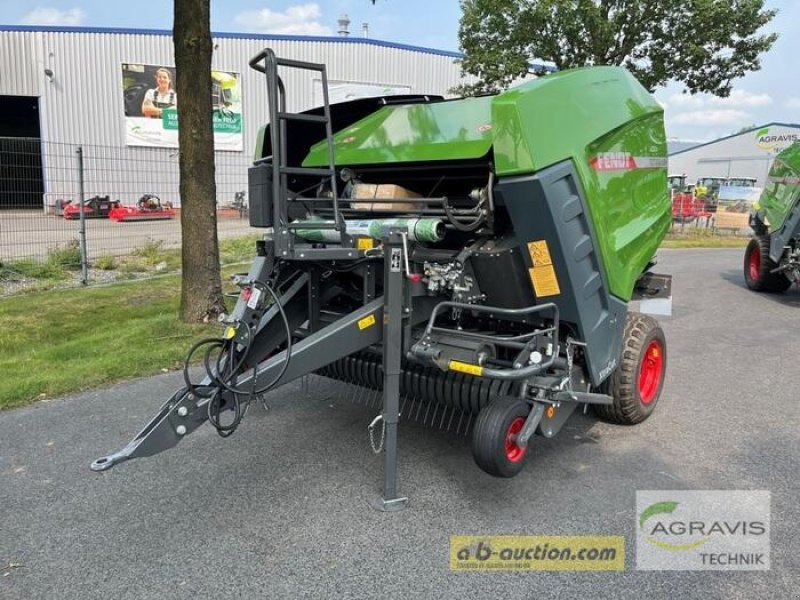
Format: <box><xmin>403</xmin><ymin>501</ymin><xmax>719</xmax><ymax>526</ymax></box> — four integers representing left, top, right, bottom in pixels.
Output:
<box><xmin>370</xmin><ymin>233</ymin><xmax>408</xmax><ymax>512</ymax></box>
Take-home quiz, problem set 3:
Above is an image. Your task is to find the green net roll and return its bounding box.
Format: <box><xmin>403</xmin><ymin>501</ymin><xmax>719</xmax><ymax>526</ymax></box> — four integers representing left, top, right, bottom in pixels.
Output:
<box><xmin>293</xmin><ymin>217</ymin><xmax>445</xmax><ymax>243</ymax></box>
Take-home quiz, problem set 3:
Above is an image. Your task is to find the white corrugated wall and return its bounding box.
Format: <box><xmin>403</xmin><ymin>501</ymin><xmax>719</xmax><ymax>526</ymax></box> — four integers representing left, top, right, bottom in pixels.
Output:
<box><xmin>1</xmin><ymin>28</ymin><xmax>472</xmax><ymax>206</ymax></box>
<box><xmin>0</xmin><ymin>30</ymin><xmax>42</xmax><ymax>97</ymax></box>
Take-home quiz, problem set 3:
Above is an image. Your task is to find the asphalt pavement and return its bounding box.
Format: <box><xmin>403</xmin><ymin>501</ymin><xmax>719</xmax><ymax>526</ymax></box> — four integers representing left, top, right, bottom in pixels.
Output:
<box><xmin>1</xmin><ymin>248</ymin><xmax>798</xmax><ymax>599</ymax></box>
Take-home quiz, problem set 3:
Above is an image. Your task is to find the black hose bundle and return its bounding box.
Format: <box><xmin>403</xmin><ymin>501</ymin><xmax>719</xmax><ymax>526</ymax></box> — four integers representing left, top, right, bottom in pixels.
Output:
<box><xmin>181</xmin><ymin>279</ymin><xmax>293</xmax><ymax>437</ymax></box>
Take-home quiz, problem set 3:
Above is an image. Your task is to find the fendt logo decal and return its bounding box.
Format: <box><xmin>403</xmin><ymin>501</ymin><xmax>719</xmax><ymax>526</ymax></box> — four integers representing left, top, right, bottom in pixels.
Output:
<box><xmin>589</xmin><ymin>153</ymin><xmax>668</xmax><ymax>171</ymax></box>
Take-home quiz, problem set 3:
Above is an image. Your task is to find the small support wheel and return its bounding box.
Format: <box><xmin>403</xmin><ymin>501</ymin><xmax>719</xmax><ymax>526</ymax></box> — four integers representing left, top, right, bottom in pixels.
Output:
<box><xmin>595</xmin><ymin>312</ymin><xmax>666</xmax><ymax>425</ymax></box>
<box><xmin>743</xmin><ymin>236</ymin><xmax>791</xmax><ymax>293</ymax></box>
<box><xmin>471</xmin><ymin>397</ymin><xmax>531</xmax><ymax>478</ymax></box>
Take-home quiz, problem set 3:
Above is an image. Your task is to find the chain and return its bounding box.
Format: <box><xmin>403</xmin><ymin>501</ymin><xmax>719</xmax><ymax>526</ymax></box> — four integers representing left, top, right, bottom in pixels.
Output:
<box><xmin>564</xmin><ymin>341</ymin><xmax>575</xmax><ymax>392</ymax></box>
<box><xmin>368</xmin><ymin>414</ymin><xmax>386</xmax><ymax>454</ymax></box>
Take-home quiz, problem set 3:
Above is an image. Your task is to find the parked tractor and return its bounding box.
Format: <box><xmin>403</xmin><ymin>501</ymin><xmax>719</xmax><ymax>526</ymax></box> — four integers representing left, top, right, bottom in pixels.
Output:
<box><xmin>92</xmin><ymin>50</ymin><xmax>672</xmax><ymax>508</ymax></box>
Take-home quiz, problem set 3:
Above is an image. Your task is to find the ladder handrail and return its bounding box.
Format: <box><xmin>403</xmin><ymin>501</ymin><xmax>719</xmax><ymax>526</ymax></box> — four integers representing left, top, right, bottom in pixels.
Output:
<box><xmin>250</xmin><ymin>47</ymin><xmax>345</xmax><ymax>257</ymax></box>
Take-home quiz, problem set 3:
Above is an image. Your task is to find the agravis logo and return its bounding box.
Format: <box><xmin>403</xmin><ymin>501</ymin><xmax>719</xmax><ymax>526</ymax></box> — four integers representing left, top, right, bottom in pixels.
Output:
<box><xmin>636</xmin><ymin>491</ymin><xmax>771</xmax><ymax>570</ymax></box>
<box><xmin>639</xmin><ymin>501</ymin><xmax>766</xmax><ymax>552</ymax></box>
<box><xmin>756</xmin><ymin>127</ymin><xmax>800</xmax><ymax>151</ymax></box>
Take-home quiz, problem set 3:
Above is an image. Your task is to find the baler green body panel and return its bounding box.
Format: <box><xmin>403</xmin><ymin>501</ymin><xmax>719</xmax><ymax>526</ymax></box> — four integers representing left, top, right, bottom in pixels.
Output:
<box><xmin>758</xmin><ymin>142</ymin><xmax>800</xmax><ymax>231</ymax></box>
<box><xmin>304</xmin><ymin>67</ymin><xmax>669</xmax><ymax>300</ymax></box>
<box><xmin>303</xmin><ymin>97</ymin><xmax>494</xmax><ymax>164</ymax></box>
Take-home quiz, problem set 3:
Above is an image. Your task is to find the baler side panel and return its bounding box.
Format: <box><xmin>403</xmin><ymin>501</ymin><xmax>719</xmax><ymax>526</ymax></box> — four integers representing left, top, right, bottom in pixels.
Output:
<box><xmin>579</xmin><ymin>115</ymin><xmax>672</xmax><ymax>300</ymax></box>
<box><xmin>759</xmin><ymin>142</ymin><xmax>800</xmax><ymax>232</ymax></box>
<box><xmin>491</xmin><ymin>67</ymin><xmax>670</xmax><ymax>300</ymax></box>
<box><xmin>497</xmin><ymin>161</ymin><xmax>626</xmax><ymax>386</ymax></box>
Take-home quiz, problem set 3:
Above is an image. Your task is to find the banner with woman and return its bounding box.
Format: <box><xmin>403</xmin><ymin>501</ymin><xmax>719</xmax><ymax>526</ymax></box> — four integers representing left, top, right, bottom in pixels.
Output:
<box><xmin>121</xmin><ymin>63</ymin><xmax>243</xmax><ymax>151</ymax></box>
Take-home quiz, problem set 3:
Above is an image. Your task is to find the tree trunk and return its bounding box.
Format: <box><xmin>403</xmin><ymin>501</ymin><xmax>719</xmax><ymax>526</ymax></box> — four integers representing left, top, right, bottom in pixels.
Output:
<box><xmin>173</xmin><ymin>0</ymin><xmax>225</xmax><ymax>322</ymax></box>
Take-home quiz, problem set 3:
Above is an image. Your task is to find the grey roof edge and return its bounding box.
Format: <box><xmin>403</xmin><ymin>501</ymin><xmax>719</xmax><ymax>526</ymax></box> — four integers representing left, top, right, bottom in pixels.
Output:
<box><xmin>669</xmin><ymin>122</ymin><xmax>800</xmax><ymax>157</ymax></box>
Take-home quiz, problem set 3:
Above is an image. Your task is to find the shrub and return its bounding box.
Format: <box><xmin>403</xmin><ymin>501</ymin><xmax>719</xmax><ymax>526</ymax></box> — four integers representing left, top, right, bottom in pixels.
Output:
<box><xmin>95</xmin><ymin>254</ymin><xmax>118</xmax><ymax>270</ymax></box>
<box><xmin>131</xmin><ymin>238</ymin><xmax>166</xmax><ymax>266</ymax></box>
<box><xmin>47</xmin><ymin>239</ymin><xmax>82</xmax><ymax>270</ymax></box>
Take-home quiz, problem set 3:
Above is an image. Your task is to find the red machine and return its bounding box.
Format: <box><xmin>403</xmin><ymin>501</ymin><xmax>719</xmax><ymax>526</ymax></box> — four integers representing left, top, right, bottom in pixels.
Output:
<box><xmin>109</xmin><ymin>194</ymin><xmax>177</xmax><ymax>222</ymax></box>
<box><xmin>62</xmin><ymin>195</ymin><xmax>117</xmax><ymax>220</ymax></box>
<box><xmin>668</xmin><ymin>174</ymin><xmax>708</xmax><ymax>223</ymax></box>
<box><xmin>671</xmin><ymin>193</ymin><xmax>708</xmax><ymax>223</ymax></box>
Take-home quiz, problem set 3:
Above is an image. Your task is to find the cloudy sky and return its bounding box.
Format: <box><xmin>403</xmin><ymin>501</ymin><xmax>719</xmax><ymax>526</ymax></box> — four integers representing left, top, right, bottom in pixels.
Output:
<box><xmin>3</xmin><ymin>0</ymin><xmax>797</xmax><ymax>142</ymax></box>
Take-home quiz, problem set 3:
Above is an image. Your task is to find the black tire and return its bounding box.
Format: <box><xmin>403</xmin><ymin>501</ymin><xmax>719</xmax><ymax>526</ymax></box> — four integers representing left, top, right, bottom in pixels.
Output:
<box><xmin>471</xmin><ymin>397</ymin><xmax>530</xmax><ymax>478</ymax></box>
<box><xmin>743</xmin><ymin>236</ymin><xmax>791</xmax><ymax>293</ymax></box>
<box><xmin>595</xmin><ymin>312</ymin><xmax>666</xmax><ymax>425</ymax></box>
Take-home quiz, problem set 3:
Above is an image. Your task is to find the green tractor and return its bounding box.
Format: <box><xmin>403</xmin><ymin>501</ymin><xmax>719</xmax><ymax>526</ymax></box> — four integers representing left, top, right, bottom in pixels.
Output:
<box><xmin>744</xmin><ymin>143</ymin><xmax>800</xmax><ymax>293</ymax></box>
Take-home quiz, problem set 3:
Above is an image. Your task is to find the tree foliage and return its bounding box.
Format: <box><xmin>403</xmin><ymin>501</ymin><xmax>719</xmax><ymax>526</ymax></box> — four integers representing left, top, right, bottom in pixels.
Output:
<box><xmin>457</xmin><ymin>0</ymin><xmax>777</xmax><ymax>96</ymax></box>
<box><xmin>173</xmin><ymin>0</ymin><xmax>226</xmax><ymax>322</ymax></box>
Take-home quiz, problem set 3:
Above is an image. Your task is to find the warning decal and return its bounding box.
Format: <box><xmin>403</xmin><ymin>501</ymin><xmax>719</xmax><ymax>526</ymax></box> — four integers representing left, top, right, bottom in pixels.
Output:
<box><xmin>526</xmin><ymin>240</ymin><xmax>560</xmax><ymax>297</ymax></box>
<box><xmin>527</xmin><ymin>240</ymin><xmax>553</xmax><ymax>267</ymax></box>
<box><xmin>449</xmin><ymin>360</ymin><xmax>484</xmax><ymax>377</ymax></box>
<box><xmin>358</xmin><ymin>314</ymin><xmax>377</xmax><ymax>330</ymax></box>
<box><xmin>529</xmin><ymin>266</ymin><xmax>561</xmax><ymax>297</ymax></box>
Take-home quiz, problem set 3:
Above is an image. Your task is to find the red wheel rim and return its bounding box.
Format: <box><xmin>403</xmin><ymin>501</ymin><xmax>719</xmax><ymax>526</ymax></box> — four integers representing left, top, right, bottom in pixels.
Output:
<box><xmin>638</xmin><ymin>340</ymin><xmax>664</xmax><ymax>405</ymax></box>
<box><xmin>748</xmin><ymin>246</ymin><xmax>761</xmax><ymax>281</ymax></box>
<box><xmin>504</xmin><ymin>416</ymin><xmax>527</xmax><ymax>462</ymax></box>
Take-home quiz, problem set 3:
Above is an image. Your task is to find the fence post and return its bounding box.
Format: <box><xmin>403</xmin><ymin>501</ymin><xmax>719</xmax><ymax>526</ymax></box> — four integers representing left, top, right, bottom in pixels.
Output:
<box><xmin>76</xmin><ymin>145</ymin><xmax>88</xmax><ymax>285</ymax></box>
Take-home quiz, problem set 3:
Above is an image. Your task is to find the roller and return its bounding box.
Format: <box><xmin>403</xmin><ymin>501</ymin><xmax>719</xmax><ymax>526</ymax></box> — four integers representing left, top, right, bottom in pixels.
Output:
<box><xmin>316</xmin><ymin>352</ymin><xmax>519</xmax><ymax>414</ymax></box>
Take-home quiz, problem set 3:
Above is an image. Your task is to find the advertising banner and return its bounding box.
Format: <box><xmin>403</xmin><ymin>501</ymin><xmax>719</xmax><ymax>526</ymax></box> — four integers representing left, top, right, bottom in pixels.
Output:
<box><xmin>122</xmin><ymin>63</ymin><xmax>243</xmax><ymax>151</ymax></box>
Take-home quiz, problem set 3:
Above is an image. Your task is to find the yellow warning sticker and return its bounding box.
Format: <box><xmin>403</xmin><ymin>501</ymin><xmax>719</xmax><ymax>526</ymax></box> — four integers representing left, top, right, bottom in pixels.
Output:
<box><xmin>357</xmin><ymin>237</ymin><xmax>374</xmax><ymax>250</ymax></box>
<box><xmin>358</xmin><ymin>314</ymin><xmax>377</xmax><ymax>330</ymax></box>
<box><xmin>528</xmin><ymin>240</ymin><xmax>553</xmax><ymax>266</ymax></box>
<box><xmin>529</xmin><ymin>266</ymin><xmax>561</xmax><ymax>297</ymax></box>
<box><xmin>449</xmin><ymin>360</ymin><xmax>484</xmax><ymax>377</ymax></box>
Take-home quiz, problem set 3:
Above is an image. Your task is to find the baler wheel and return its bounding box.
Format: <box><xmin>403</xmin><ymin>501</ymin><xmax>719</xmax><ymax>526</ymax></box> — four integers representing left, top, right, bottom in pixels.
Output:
<box><xmin>471</xmin><ymin>397</ymin><xmax>531</xmax><ymax>478</ymax></box>
<box><xmin>595</xmin><ymin>313</ymin><xmax>666</xmax><ymax>425</ymax></box>
<box><xmin>743</xmin><ymin>236</ymin><xmax>791</xmax><ymax>293</ymax></box>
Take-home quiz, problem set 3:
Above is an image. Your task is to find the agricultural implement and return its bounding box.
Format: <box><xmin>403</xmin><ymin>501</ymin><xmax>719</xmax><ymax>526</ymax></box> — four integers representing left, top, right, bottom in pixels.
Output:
<box><xmin>744</xmin><ymin>143</ymin><xmax>800</xmax><ymax>292</ymax></box>
<box><xmin>109</xmin><ymin>194</ymin><xmax>176</xmax><ymax>222</ymax></box>
<box><xmin>669</xmin><ymin>175</ymin><xmax>707</xmax><ymax>223</ymax></box>
<box><xmin>92</xmin><ymin>50</ymin><xmax>672</xmax><ymax>508</ymax></box>
<box><xmin>62</xmin><ymin>195</ymin><xmax>117</xmax><ymax>220</ymax></box>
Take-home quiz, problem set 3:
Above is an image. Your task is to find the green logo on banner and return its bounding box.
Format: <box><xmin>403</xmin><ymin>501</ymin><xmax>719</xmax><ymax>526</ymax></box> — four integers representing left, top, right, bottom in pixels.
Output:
<box><xmin>161</xmin><ymin>108</ymin><xmax>240</xmax><ymax>133</ymax></box>
<box><xmin>213</xmin><ymin>110</ymin><xmax>242</xmax><ymax>133</ymax></box>
<box><xmin>162</xmin><ymin>107</ymin><xmax>179</xmax><ymax>130</ymax></box>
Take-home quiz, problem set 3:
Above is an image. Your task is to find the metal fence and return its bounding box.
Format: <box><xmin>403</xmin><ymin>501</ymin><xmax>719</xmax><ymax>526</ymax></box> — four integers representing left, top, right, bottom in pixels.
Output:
<box><xmin>0</xmin><ymin>136</ymin><xmax>259</xmax><ymax>287</ymax></box>
<box><xmin>668</xmin><ymin>184</ymin><xmax>755</xmax><ymax>236</ymax></box>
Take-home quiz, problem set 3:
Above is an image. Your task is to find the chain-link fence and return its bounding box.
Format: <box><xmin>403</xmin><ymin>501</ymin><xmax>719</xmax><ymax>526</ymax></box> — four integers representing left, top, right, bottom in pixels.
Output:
<box><xmin>0</xmin><ymin>136</ymin><xmax>260</xmax><ymax>294</ymax></box>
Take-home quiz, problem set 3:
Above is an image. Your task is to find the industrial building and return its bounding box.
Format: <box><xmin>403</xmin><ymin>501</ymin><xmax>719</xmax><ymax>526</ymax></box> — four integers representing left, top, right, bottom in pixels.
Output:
<box><xmin>668</xmin><ymin>122</ymin><xmax>800</xmax><ymax>187</ymax></box>
<box><xmin>0</xmin><ymin>24</ymin><xmax>474</xmax><ymax>210</ymax></box>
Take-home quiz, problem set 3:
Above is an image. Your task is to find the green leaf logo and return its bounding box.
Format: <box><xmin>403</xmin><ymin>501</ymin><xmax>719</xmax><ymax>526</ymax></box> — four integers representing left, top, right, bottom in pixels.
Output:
<box><xmin>756</xmin><ymin>127</ymin><xmax>770</xmax><ymax>138</ymax></box>
<box><xmin>639</xmin><ymin>501</ymin><xmax>710</xmax><ymax>551</ymax></box>
<box><xmin>639</xmin><ymin>501</ymin><xmax>678</xmax><ymax>529</ymax></box>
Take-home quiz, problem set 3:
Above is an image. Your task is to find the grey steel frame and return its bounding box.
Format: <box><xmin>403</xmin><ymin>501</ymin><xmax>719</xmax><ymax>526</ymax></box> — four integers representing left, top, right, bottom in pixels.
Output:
<box><xmin>413</xmin><ymin>300</ymin><xmax>560</xmax><ymax>380</ymax></box>
<box><xmin>249</xmin><ymin>48</ymin><xmax>348</xmax><ymax>261</ymax></box>
<box><xmin>91</xmin><ymin>231</ymin><xmax>412</xmax><ymax>511</ymax></box>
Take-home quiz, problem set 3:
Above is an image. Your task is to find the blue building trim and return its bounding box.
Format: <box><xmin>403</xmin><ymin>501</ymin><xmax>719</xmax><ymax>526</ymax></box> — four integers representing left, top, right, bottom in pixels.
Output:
<box><xmin>0</xmin><ymin>24</ymin><xmax>556</xmax><ymax>71</ymax></box>
<box><xmin>0</xmin><ymin>24</ymin><xmax>463</xmax><ymax>57</ymax></box>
